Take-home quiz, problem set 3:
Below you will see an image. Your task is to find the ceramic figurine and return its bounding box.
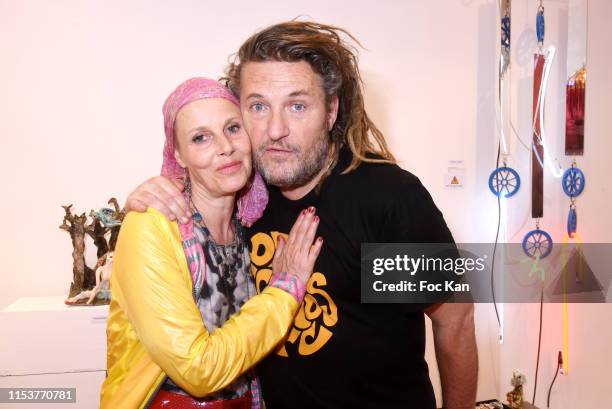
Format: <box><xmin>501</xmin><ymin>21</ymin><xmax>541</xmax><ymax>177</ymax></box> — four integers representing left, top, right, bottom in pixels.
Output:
<box><xmin>506</xmin><ymin>370</ymin><xmax>526</xmax><ymax>408</ymax></box>
<box><xmin>60</xmin><ymin>198</ymin><xmax>124</xmax><ymax>306</ymax></box>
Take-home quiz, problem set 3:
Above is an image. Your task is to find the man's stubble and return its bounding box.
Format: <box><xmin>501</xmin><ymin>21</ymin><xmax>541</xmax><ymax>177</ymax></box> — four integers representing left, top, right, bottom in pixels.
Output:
<box><xmin>253</xmin><ymin>133</ymin><xmax>330</xmax><ymax>190</ymax></box>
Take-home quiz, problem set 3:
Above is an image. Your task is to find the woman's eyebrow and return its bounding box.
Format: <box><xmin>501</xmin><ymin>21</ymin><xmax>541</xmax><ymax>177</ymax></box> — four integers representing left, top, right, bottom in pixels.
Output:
<box><xmin>223</xmin><ymin>116</ymin><xmax>241</xmax><ymax>127</ymax></box>
<box><xmin>186</xmin><ymin>125</ymin><xmax>212</xmax><ymax>135</ymax></box>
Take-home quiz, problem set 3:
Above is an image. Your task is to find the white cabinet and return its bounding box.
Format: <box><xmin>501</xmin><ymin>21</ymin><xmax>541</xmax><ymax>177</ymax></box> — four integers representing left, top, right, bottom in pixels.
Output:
<box><xmin>0</xmin><ymin>296</ymin><xmax>108</xmax><ymax>408</ymax></box>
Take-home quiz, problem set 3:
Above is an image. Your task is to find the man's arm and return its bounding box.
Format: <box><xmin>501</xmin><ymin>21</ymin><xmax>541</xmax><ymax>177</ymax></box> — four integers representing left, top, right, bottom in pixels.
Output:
<box><xmin>425</xmin><ymin>302</ymin><xmax>478</xmax><ymax>409</ymax></box>
<box><xmin>382</xmin><ymin>175</ymin><xmax>478</xmax><ymax>408</ymax></box>
<box><xmin>124</xmin><ymin>176</ymin><xmax>191</xmax><ymax>223</ymax></box>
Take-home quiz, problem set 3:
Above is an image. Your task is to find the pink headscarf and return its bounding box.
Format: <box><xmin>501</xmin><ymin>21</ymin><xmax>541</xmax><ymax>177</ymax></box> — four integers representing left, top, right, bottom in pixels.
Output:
<box><xmin>161</xmin><ymin>77</ymin><xmax>268</xmax><ymax>227</ymax></box>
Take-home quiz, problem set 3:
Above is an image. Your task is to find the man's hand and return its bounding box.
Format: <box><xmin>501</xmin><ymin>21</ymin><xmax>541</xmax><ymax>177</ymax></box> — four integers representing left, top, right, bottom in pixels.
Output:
<box><xmin>124</xmin><ymin>176</ymin><xmax>191</xmax><ymax>223</ymax></box>
<box><xmin>425</xmin><ymin>302</ymin><xmax>478</xmax><ymax>409</ymax></box>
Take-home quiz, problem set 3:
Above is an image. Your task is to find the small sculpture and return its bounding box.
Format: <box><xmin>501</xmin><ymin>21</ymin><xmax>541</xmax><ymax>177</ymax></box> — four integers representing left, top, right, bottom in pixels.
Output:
<box><xmin>92</xmin><ymin>252</ymin><xmax>113</xmax><ymax>302</ymax></box>
<box><xmin>59</xmin><ymin>205</ymin><xmax>91</xmax><ymax>292</ymax></box>
<box><xmin>65</xmin><ymin>252</ymin><xmax>114</xmax><ymax>305</ymax></box>
<box><xmin>506</xmin><ymin>370</ymin><xmax>526</xmax><ymax>409</ymax></box>
<box><xmin>60</xmin><ymin>198</ymin><xmax>125</xmax><ymax>306</ymax></box>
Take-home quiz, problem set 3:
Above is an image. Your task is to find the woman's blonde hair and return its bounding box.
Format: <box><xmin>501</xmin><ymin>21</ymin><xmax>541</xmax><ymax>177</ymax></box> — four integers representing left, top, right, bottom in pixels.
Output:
<box><xmin>223</xmin><ymin>20</ymin><xmax>395</xmax><ymax>180</ymax></box>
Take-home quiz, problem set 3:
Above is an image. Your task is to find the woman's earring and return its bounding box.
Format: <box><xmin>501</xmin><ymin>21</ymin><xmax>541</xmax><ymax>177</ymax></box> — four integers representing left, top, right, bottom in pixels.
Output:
<box><xmin>183</xmin><ymin>172</ymin><xmax>192</xmax><ymax>196</ymax></box>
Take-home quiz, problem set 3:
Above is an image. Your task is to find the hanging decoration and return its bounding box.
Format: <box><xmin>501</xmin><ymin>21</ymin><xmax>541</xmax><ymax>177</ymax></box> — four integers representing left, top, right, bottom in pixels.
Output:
<box><xmin>489</xmin><ymin>166</ymin><xmax>521</xmax><ymax>198</ymax></box>
<box><xmin>522</xmin><ymin>228</ymin><xmax>553</xmax><ymax>259</ymax></box>
<box><xmin>565</xmin><ymin>66</ymin><xmax>586</xmax><ymax>156</ymax></box>
<box><xmin>564</xmin><ymin>43</ymin><xmax>586</xmax><ymax>238</ymax></box>
<box><xmin>560</xmin><ymin>0</ymin><xmax>589</xmax><ymax>376</ymax></box>
<box><xmin>490</xmin><ymin>0</ymin><xmax>520</xmax><ymax>200</ymax></box>
<box><xmin>522</xmin><ymin>0</ymin><xmax>553</xmax><ymax>259</ymax></box>
<box><xmin>500</xmin><ymin>0</ymin><xmax>511</xmax><ymax>78</ymax></box>
<box><xmin>562</xmin><ymin>163</ymin><xmax>586</xmax><ymax>237</ymax></box>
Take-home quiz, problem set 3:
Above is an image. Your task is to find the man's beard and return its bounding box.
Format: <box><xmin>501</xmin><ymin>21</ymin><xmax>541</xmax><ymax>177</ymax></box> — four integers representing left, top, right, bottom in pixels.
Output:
<box><xmin>254</xmin><ymin>134</ymin><xmax>330</xmax><ymax>189</ymax></box>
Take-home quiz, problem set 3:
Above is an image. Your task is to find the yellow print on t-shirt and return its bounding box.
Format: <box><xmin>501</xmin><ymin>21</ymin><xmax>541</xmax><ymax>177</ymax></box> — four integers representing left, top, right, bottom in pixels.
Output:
<box><xmin>250</xmin><ymin>231</ymin><xmax>338</xmax><ymax>356</ymax></box>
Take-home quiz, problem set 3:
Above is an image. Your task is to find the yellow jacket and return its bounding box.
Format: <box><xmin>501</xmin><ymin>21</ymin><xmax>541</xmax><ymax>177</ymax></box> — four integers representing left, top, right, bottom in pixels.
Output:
<box><xmin>100</xmin><ymin>208</ymin><xmax>298</xmax><ymax>408</ymax></box>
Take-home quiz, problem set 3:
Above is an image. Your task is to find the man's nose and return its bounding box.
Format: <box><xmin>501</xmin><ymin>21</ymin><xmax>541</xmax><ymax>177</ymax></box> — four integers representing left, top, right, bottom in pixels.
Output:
<box><xmin>267</xmin><ymin>108</ymin><xmax>289</xmax><ymax>141</ymax></box>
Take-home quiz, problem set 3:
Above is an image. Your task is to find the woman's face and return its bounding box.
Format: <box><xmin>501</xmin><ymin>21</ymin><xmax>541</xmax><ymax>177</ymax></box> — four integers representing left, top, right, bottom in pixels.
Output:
<box><xmin>174</xmin><ymin>98</ymin><xmax>252</xmax><ymax>198</ymax></box>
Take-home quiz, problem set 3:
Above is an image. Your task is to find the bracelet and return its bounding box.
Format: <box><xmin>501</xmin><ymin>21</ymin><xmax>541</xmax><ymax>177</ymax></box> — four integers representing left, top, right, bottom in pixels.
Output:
<box><xmin>269</xmin><ymin>271</ymin><xmax>307</xmax><ymax>304</ymax></box>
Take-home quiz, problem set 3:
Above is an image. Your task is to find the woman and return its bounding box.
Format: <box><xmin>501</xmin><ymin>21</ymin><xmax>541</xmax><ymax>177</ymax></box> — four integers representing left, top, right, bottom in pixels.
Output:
<box><xmin>101</xmin><ymin>78</ymin><xmax>322</xmax><ymax>408</ymax></box>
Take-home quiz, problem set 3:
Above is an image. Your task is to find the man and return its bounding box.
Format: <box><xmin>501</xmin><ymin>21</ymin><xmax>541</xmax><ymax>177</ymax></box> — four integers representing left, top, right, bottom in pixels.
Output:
<box><xmin>127</xmin><ymin>21</ymin><xmax>477</xmax><ymax>409</ymax></box>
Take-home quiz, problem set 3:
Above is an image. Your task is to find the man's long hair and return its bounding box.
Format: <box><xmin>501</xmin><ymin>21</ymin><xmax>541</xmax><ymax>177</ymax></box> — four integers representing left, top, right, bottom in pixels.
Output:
<box><xmin>223</xmin><ymin>20</ymin><xmax>396</xmax><ymax>180</ymax></box>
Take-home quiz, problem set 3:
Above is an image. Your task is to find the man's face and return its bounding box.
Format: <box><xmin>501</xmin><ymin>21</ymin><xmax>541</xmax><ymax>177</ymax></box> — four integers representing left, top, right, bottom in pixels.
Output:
<box><xmin>239</xmin><ymin>60</ymin><xmax>338</xmax><ymax>188</ymax></box>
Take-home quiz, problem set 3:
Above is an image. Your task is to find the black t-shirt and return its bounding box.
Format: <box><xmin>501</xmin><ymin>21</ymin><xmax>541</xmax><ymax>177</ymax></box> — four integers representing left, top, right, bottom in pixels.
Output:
<box><xmin>248</xmin><ymin>148</ymin><xmax>455</xmax><ymax>409</ymax></box>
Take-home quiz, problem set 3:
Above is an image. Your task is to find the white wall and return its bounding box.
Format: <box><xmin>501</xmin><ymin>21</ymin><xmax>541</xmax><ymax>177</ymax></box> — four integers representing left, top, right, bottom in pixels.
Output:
<box><xmin>1</xmin><ymin>1</ymin><xmax>610</xmax><ymax>408</ymax></box>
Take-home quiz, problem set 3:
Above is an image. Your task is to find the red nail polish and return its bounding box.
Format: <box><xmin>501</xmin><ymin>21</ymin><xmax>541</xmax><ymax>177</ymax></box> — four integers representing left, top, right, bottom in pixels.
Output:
<box><xmin>309</xmin><ymin>206</ymin><xmax>316</xmax><ymax>213</ymax></box>
<box><xmin>317</xmin><ymin>237</ymin><xmax>323</xmax><ymax>243</ymax></box>
<box><xmin>314</xmin><ymin>216</ymin><xmax>319</xmax><ymax>222</ymax></box>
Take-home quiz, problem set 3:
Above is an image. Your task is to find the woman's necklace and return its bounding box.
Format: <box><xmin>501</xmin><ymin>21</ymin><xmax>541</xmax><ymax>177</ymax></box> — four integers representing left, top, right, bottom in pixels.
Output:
<box><xmin>190</xmin><ymin>198</ymin><xmax>235</xmax><ymax>245</ymax></box>
<box><xmin>189</xmin><ymin>199</ymin><xmax>248</xmax><ymax>316</ymax></box>
<box><xmin>189</xmin><ymin>198</ymin><xmax>241</xmax><ymax>283</ymax></box>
